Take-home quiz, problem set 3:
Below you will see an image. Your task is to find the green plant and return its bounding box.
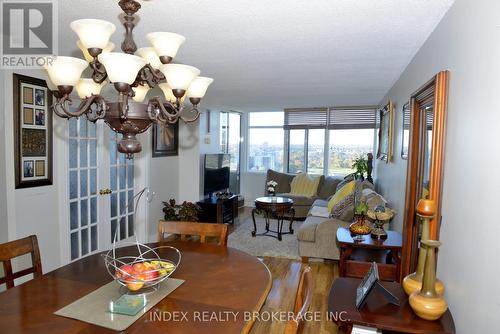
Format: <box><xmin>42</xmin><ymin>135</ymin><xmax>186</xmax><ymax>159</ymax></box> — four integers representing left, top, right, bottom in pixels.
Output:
<box><xmin>355</xmin><ymin>202</ymin><xmax>369</xmax><ymax>216</ymax></box>
<box><xmin>162</xmin><ymin>199</ymin><xmax>201</xmax><ymax>221</ymax></box>
<box><xmin>351</xmin><ymin>157</ymin><xmax>368</xmax><ymax>179</ymax></box>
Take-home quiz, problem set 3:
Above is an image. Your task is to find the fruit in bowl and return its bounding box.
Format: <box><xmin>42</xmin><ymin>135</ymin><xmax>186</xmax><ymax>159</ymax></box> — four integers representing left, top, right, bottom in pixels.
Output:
<box><xmin>115</xmin><ymin>260</ymin><xmax>176</xmax><ymax>291</ymax></box>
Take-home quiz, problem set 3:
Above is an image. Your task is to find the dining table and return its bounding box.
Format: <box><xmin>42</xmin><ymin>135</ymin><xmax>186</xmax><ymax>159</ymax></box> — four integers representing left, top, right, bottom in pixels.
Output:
<box><xmin>0</xmin><ymin>241</ymin><xmax>272</xmax><ymax>333</ymax></box>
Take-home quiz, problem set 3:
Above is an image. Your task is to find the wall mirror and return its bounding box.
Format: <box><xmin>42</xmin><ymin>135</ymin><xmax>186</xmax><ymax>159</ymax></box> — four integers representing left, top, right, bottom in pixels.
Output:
<box><xmin>401</xmin><ymin>102</ymin><xmax>410</xmax><ymax>159</ymax></box>
<box><xmin>377</xmin><ymin>101</ymin><xmax>394</xmax><ymax>162</ymax></box>
<box><xmin>401</xmin><ymin>71</ymin><xmax>449</xmax><ymax>278</ymax></box>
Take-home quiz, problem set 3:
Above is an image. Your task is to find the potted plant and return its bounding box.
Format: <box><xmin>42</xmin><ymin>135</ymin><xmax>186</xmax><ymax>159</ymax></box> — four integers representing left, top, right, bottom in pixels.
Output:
<box><xmin>351</xmin><ymin>157</ymin><xmax>368</xmax><ymax>181</ymax></box>
<box><xmin>162</xmin><ymin>199</ymin><xmax>201</xmax><ymax>221</ymax></box>
<box><xmin>349</xmin><ymin>202</ymin><xmax>371</xmax><ymax>238</ymax></box>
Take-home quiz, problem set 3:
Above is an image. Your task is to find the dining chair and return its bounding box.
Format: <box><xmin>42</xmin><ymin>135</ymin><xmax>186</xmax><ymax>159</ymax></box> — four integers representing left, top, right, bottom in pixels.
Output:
<box><xmin>0</xmin><ymin>235</ymin><xmax>43</xmax><ymax>289</ymax></box>
<box><xmin>284</xmin><ymin>266</ymin><xmax>314</xmax><ymax>334</ymax></box>
<box><xmin>158</xmin><ymin>221</ymin><xmax>229</xmax><ymax>246</ymax></box>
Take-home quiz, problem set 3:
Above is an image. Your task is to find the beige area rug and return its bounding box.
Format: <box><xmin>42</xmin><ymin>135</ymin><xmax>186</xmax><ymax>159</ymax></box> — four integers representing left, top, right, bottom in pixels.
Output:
<box><xmin>228</xmin><ymin>214</ymin><xmax>302</xmax><ymax>260</ymax></box>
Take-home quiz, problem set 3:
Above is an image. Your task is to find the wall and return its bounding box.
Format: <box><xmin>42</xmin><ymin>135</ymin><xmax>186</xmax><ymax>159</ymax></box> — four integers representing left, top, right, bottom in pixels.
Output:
<box><xmin>0</xmin><ymin>69</ymin><xmax>64</xmax><ymax>273</ymax></box>
<box><xmin>0</xmin><ymin>71</ymin><xmax>7</xmax><ymax>244</ymax></box>
<box><xmin>375</xmin><ymin>0</ymin><xmax>500</xmax><ymax>331</ymax></box>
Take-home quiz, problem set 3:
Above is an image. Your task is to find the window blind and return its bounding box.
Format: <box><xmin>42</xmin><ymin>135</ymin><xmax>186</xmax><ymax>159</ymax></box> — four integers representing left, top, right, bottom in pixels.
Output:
<box><xmin>403</xmin><ymin>102</ymin><xmax>411</xmax><ymax>130</ymax></box>
<box><xmin>284</xmin><ymin>108</ymin><xmax>328</xmax><ymax>129</ymax></box>
<box><xmin>327</xmin><ymin>107</ymin><xmax>377</xmax><ymax>129</ymax></box>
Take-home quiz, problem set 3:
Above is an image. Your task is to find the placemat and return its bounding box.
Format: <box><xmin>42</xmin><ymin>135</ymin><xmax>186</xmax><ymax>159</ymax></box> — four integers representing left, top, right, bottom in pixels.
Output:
<box><xmin>54</xmin><ymin>278</ymin><xmax>185</xmax><ymax>331</ymax></box>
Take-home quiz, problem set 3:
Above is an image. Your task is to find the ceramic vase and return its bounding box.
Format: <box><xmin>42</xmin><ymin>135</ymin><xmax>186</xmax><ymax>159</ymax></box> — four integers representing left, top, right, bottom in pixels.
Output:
<box><xmin>402</xmin><ymin>199</ymin><xmax>445</xmax><ymax>296</ymax></box>
<box><xmin>409</xmin><ymin>240</ymin><xmax>448</xmax><ymax>320</ymax></box>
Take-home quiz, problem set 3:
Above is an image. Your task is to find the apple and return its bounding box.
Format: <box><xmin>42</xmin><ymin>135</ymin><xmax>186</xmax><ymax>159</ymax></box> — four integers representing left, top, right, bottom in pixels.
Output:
<box><xmin>132</xmin><ymin>262</ymin><xmax>146</xmax><ymax>273</ymax></box>
<box><xmin>116</xmin><ymin>264</ymin><xmax>133</xmax><ymax>279</ymax></box>
<box><xmin>126</xmin><ymin>280</ymin><xmax>144</xmax><ymax>291</ymax></box>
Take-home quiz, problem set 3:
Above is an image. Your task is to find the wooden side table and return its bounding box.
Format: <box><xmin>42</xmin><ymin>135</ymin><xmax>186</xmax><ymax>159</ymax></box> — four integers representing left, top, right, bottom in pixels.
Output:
<box><xmin>252</xmin><ymin>196</ymin><xmax>294</xmax><ymax>241</ymax></box>
<box><xmin>337</xmin><ymin>227</ymin><xmax>402</xmax><ymax>282</ymax></box>
<box><xmin>328</xmin><ymin>277</ymin><xmax>455</xmax><ymax>334</ymax></box>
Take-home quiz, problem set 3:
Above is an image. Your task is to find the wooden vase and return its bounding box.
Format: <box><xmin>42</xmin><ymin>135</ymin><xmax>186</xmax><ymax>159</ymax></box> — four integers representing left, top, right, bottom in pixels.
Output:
<box><xmin>409</xmin><ymin>240</ymin><xmax>448</xmax><ymax>321</ymax></box>
<box><xmin>403</xmin><ymin>199</ymin><xmax>445</xmax><ymax>296</ymax></box>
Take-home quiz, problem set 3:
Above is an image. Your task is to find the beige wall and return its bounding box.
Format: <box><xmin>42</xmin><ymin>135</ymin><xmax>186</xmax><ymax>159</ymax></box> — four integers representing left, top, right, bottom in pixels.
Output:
<box><xmin>375</xmin><ymin>0</ymin><xmax>500</xmax><ymax>331</ymax></box>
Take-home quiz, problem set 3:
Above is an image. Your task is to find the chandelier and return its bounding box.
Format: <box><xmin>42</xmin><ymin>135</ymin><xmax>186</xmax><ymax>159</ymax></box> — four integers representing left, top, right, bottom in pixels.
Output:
<box><xmin>44</xmin><ymin>0</ymin><xmax>213</xmax><ymax>158</ymax></box>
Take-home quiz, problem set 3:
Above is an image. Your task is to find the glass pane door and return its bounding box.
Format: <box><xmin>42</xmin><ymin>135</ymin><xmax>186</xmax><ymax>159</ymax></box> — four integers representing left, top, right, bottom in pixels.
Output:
<box><xmin>68</xmin><ymin>118</ymin><xmax>99</xmax><ymax>261</ymax></box>
<box><xmin>227</xmin><ymin>113</ymin><xmax>241</xmax><ymax>194</ymax></box>
<box><xmin>109</xmin><ymin>132</ymin><xmax>135</xmax><ymax>243</ymax></box>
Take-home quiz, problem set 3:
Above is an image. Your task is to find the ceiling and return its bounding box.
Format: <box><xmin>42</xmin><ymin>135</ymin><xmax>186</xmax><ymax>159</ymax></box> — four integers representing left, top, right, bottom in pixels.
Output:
<box><xmin>58</xmin><ymin>0</ymin><xmax>455</xmax><ymax>111</ymax></box>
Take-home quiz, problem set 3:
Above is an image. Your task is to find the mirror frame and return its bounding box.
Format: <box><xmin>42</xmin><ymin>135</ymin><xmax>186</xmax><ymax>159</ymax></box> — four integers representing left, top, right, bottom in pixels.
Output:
<box><xmin>401</xmin><ymin>71</ymin><xmax>449</xmax><ymax>278</ymax></box>
<box><xmin>377</xmin><ymin>100</ymin><xmax>394</xmax><ymax>162</ymax></box>
<box><xmin>401</xmin><ymin>101</ymin><xmax>410</xmax><ymax>160</ymax></box>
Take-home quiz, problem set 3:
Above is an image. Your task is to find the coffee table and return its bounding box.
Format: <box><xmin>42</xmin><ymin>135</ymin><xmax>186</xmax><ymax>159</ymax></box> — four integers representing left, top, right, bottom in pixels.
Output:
<box><xmin>251</xmin><ymin>196</ymin><xmax>294</xmax><ymax>241</ymax></box>
<box><xmin>337</xmin><ymin>227</ymin><xmax>402</xmax><ymax>281</ymax></box>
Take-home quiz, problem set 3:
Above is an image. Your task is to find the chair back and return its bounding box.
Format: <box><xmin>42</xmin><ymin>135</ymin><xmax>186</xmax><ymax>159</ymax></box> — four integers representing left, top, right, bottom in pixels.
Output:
<box><xmin>0</xmin><ymin>235</ymin><xmax>42</xmax><ymax>289</ymax></box>
<box><xmin>284</xmin><ymin>266</ymin><xmax>314</xmax><ymax>334</ymax></box>
<box><xmin>158</xmin><ymin>221</ymin><xmax>228</xmax><ymax>246</ymax></box>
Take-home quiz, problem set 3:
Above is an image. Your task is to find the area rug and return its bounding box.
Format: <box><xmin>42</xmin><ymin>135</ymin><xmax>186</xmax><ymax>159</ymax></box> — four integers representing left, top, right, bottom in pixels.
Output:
<box><xmin>228</xmin><ymin>215</ymin><xmax>302</xmax><ymax>260</ymax></box>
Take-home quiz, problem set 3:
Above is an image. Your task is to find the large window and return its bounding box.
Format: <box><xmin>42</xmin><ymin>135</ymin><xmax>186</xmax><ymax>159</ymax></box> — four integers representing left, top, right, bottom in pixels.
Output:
<box><xmin>328</xmin><ymin>129</ymin><xmax>374</xmax><ymax>176</ymax></box>
<box><xmin>247</xmin><ymin>112</ymin><xmax>284</xmax><ymax>172</ymax></box>
<box><xmin>284</xmin><ymin>107</ymin><xmax>375</xmax><ymax>176</ymax></box>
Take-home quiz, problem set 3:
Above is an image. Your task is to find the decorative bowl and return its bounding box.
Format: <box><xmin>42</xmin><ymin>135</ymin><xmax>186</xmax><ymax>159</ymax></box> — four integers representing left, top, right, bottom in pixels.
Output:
<box><xmin>103</xmin><ymin>242</ymin><xmax>181</xmax><ymax>293</ymax></box>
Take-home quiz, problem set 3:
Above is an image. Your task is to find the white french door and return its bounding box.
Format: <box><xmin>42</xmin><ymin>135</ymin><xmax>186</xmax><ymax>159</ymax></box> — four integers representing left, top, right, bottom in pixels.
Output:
<box><xmin>66</xmin><ymin>119</ymin><xmax>142</xmax><ymax>262</ymax></box>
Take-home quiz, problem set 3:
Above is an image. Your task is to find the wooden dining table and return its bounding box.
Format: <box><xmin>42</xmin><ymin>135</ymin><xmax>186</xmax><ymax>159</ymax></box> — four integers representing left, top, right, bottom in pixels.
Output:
<box><xmin>0</xmin><ymin>241</ymin><xmax>272</xmax><ymax>333</ymax></box>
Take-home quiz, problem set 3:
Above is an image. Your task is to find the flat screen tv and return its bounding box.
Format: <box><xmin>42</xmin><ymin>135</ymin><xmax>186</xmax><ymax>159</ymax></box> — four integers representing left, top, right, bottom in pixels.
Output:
<box><xmin>204</xmin><ymin>154</ymin><xmax>230</xmax><ymax>195</ymax></box>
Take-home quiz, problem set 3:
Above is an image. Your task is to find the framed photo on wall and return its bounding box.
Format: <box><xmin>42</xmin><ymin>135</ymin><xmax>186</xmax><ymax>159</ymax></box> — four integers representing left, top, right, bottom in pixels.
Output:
<box><xmin>152</xmin><ymin>122</ymin><xmax>179</xmax><ymax>157</ymax></box>
<box><xmin>13</xmin><ymin>74</ymin><xmax>53</xmax><ymax>188</ymax></box>
<box><xmin>377</xmin><ymin>100</ymin><xmax>394</xmax><ymax>162</ymax></box>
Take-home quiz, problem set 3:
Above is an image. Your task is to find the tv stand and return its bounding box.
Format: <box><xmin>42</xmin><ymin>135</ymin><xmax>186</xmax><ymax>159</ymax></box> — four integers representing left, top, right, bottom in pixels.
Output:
<box><xmin>197</xmin><ymin>195</ymin><xmax>238</xmax><ymax>225</ymax></box>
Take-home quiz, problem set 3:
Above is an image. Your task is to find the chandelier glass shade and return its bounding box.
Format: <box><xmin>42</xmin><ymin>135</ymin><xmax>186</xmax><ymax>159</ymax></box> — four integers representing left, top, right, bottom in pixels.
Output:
<box><xmin>45</xmin><ymin>0</ymin><xmax>213</xmax><ymax>158</ymax></box>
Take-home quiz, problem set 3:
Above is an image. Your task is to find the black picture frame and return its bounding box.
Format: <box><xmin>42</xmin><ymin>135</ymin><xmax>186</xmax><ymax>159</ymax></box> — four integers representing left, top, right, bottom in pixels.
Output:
<box><xmin>13</xmin><ymin>73</ymin><xmax>53</xmax><ymax>189</ymax></box>
<box><xmin>152</xmin><ymin>122</ymin><xmax>179</xmax><ymax>157</ymax></box>
<box><xmin>356</xmin><ymin>262</ymin><xmax>400</xmax><ymax>309</ymax></box>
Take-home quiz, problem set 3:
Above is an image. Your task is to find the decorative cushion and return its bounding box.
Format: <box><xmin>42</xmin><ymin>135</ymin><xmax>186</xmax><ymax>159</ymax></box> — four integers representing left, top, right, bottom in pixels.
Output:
<box><xmin>290</xmin><ymin>173</ymin><xmax>321</xmax><ymax>197</ymax></box>
<box><xmin>327</xmin><ymin>180</ymin><xmax>356</xmax><ymax>214</ymax></box>
<box><xmin>335</xmin><ymin>174</ymin><xmax>355</xmax><ymax>193</ymax></box>
<box><xmin>266</xmin><ymin>169</ymin><xmax>293</xmax><ymax>194</ymax></box>
<box><xmin>317</xmin><ymin>176</ymin><xmax>342</xmax><ymax>199</ymax></box>
<box><xmin>362</xmin><ymin>188</ymin><xmax>388</xmax><ymax>210</ymax></box>
<box><xmin>361</xmin><ymin>180</ymin><xmax>375</xmax><ymax>191</ymax></box>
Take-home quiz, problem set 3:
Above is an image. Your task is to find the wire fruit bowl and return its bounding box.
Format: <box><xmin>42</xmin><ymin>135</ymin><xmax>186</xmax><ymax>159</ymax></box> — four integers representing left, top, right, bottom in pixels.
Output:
<box><xmin>103</xmin><ymin>242</ymin><xmax>181</xmax><ymax>293</ymax></box>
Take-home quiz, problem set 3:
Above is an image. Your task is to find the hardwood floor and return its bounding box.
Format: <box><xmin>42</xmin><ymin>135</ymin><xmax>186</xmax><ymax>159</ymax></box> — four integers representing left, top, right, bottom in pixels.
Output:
<box><xmin>231</xmin><ymin>208</ymin><xmax>340</xmax><ymax>334</ymax></box>
<box><xmin>250</xmin><ymin>257</ymin><xmax>339</xmax><ymax>334</ymax></box>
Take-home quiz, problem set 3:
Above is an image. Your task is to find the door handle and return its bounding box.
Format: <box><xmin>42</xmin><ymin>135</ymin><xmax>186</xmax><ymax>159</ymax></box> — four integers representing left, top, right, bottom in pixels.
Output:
<box><xmin>99</xmin><ymin>188</ymin><xmax>112</xmax><ymax>195</ymax></box>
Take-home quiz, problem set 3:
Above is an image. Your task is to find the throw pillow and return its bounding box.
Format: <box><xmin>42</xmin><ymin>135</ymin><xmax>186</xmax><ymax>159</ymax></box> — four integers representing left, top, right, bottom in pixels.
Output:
<box><xmin>290</xmin><ymin>173</ymin><xmax>321</xmax><ymax>197</ymax></box>
<box><xmin>335</xmin><ymin>174</ymin><xmax>355</xmax><ymax>192</ymax></box>
<box><xmin>327</xmin><ymin>180</ymin><xmax>356</xmax><ymax>213</ymax></box>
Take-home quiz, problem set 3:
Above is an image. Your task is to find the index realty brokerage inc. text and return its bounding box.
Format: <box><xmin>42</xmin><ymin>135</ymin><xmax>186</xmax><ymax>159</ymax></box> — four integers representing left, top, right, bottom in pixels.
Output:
<box><xmin>149</xmin><ymin>311</ymin><xmax>350</xmax><ymax>323</ymax></box>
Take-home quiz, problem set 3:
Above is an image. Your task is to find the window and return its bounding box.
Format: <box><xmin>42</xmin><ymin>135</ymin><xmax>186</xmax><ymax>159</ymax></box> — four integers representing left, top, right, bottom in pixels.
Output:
<box><xmin>247</xmin><ymin>112</ymin><xmax>284</xmax><ymax>172</ymax></box>
<box><xmin>328</xmin><ymin>129</ymin><xmax>374</xmax><ymax>176</ymax></box>
<box><xmin>283</xmin><ymin>107</ymin><xmax>375</xmax><ymax>176</ymax></box>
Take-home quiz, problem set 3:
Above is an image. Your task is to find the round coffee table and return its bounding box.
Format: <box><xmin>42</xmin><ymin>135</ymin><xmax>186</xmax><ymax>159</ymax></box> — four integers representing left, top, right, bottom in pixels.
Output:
<box><xmin>251</xmin><ymin>196</ymin><xmax>295</xmax><ymax>241</ymax></box>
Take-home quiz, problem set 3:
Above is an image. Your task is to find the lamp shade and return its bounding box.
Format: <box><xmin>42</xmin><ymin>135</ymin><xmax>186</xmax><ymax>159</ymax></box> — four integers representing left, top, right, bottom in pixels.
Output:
<box><xmin>97</xmin><ymin>53</ymin><xmax>146</xmax><ymax>84</ymax></box>
<box><xmin>136</xmin><ymin>47</ymin><xmax>161</xmax><ymax>69</ymax></box>
<box><xmin>187</xmin><ymin>77</ymin><xmax>214</xmax><ymax>98</ymax></box>
<box><xmin>44</xmin><ymin>56</ymin><xmax>88</xmax><ymax>87</ymax></box>
<box><xmin>77</xmin><ymin>40</ymin><xmax>115</xmax><ymax>62</ymax></box>
<box><xmin>159</xmin><ymin>64</ymin><xmax>200</xmax><ymax>91</ymax></box>
<box><xmin>146</xmin><ymin>32</ymin><xmax>185</xmax><ymax>58</ymax></box>
<box><xmin>158</xmin><ymin>83</ymin><xmax>176</xmax><ymax>103</ymax></box>
<box><xmin>76</xmin><ymin>78</ymin><xmax>106</xmax><ymax>99</ymax></box>
<box><xmin>45</xmin><ymin>78</ymin><xmax>57</xmax><ymax>91</ymax></box>
<box><xmin>70</xmin><ymin>19</ymin><xmax>116</xmax><ymax>49</ymax></box>
<box><xmin>132</xmin><ymin>84</ymin><xmax>150</xmax><ymax>102</ymax></box>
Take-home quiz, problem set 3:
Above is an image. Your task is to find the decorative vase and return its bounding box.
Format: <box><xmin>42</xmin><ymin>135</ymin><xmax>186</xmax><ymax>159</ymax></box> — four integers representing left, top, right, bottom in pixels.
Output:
<box><xmin>370</xmin><ymin>219</ymin><xmax>388</xmax><ymax>240</ymax></box>
<box><xmin>409</xmin><ymin>240</ymin><xmax>448</xmax><ymax>320</ymax></box>
<box><xmin>403</xmin><ymin>199</ymin><xmax>445</xmax><ymax>296</ymax></box>
<box><xmin>349</xmin><ymin>215</ymin><xmax>371</xmax><ymax>238</ymax></box>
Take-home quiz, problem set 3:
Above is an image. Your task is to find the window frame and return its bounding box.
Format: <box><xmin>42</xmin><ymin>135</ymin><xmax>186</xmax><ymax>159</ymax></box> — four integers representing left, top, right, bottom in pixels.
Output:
<box><xmin>246</xmin><ymin>111</ymin><xmax>285</xmax><ymax>174</ymax></box>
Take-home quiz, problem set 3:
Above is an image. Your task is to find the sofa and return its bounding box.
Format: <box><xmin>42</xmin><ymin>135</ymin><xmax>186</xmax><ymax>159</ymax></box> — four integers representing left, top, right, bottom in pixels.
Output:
<box><xmin>265</xmin><ymin>169</ymin><xmax>343</xmax><ymax>219</ymax></box>
<box><xmin>265</xmin><ymin>169</ymin><xmax>386</xmax><ymax>262</ymax></box>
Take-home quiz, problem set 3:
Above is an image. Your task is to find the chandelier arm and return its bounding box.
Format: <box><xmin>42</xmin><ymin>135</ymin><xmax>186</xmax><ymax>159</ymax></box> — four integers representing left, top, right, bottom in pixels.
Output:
<box><xmin>135</xmin><ymin>64</ymin><xmax>165</xmax><ymax>88</ymax></box>
<box><xmin>179</xmin><ymin>105</ymin><xmax>202</xmax><ymax>123</ymax></box>
<box><xmin>90</xmin><ymin>60</ymin><xmax>108</xmax><ymax>84</ymax></box>
<box><xmin>52</xmin><ymin>94</ymin><xmax>108</xmax><ymax>119</ymax></box>
<box><xmin>85</xmin><ymin>96</ymin><xmax>108</xmax><ymax>122</ymax></box>
<box><xmin>147</xmin><ymin>97</ymin><xmax>180</xmax><ymax>124</ymax></box>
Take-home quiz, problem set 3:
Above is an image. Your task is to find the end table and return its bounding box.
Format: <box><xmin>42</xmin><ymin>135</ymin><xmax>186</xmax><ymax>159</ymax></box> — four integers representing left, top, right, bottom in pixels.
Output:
<box><xmin>337</xmin><ymin>227</ymin><xmax>402</xmax><ymax>282</ymax></box>
<box><xmin>252</xmin><ymin>196</ymin><xmax>294</xmax><ymax>241</ymax></box>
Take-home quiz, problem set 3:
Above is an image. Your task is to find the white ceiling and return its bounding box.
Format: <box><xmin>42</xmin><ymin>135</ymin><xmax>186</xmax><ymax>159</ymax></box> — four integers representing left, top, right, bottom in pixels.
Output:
<box><xmin>58</xmin><ymin>0</ymin><xmax>455</xmax><ymax>111</ymax></box>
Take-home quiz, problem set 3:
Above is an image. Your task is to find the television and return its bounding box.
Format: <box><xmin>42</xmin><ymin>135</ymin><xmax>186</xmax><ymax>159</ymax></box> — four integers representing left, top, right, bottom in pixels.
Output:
<box><xmin>204</xmin><ymin>154</ymin><xmax>230</xmax><ymax>196</ymax></box>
